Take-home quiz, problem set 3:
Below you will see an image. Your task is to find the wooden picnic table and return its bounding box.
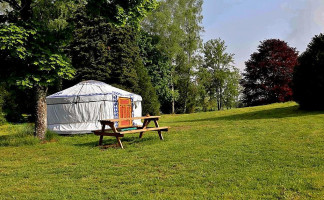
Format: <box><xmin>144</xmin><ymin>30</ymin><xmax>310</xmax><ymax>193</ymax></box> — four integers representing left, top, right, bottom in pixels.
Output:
<box><xmin>93</xmin><ymin>116</ymin><xmax>169</xmax><ymax>149</ymax></box>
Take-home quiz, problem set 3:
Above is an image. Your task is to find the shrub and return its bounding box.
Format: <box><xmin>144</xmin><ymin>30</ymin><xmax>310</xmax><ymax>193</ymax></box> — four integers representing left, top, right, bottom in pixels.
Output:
<box><xmin>293</xmin><ymin>34</ymin><xmax>324</xmax><ymax>110</ymax></box>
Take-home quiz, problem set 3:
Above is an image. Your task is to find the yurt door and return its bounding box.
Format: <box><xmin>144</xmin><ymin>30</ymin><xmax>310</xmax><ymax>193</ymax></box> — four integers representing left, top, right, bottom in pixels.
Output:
<box><xmin>118</xmin><ymin>97</ymin><xmax>132</xmax><ymax>127</ymax></box>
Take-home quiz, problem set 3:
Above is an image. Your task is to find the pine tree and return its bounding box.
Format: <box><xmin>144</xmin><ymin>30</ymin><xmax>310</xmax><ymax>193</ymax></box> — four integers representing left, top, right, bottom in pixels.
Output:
<box><xmin>67</xmin><ymin>14</ymin><xmax>160</xmax><ymax>114</ymax></box>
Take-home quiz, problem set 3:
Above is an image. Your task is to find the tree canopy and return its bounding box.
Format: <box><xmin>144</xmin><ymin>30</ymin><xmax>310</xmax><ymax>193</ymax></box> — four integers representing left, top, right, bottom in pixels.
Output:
<box><xmin>293</xmin><ymin>34</ymin><xmax>324</xmax><ymax>110</ymax></box>
<box><xmin>241</xmin><ymin>39</ymin><xmax>298</xmax><ymax>107</ymax></box>
<box><xmin>142</xmin><ymin>0</ymin><xmax>203</xmax><ymax>113</ymax></box>
<box><xmin>198</xmin><ymin>38</ymin><xmax>240</xmax><ymax>111</ymax></box>
<box><xmin>0</xmin><ymin>0</ymin><xmax>159</xmax><ymax>138</ymax></box>
<box><xmin>86</xmin><ymin>0</ymin><xmax>158</xmax><ymax>27</ymax></box>
<box><xmin>66</xmin><ymin>13</ymin><xmax>160</xmax><ymax>115</ymax></box>
<box><xmin>0</xmin><ymin>0</ymin><xmax>245</xmax><ymax>139</ymax></box>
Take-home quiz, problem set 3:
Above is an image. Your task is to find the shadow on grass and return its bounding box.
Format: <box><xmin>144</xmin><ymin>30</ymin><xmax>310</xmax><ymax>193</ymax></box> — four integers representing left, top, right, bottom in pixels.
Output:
<box><xmin>74</xmin><ymin>135</ymin><xmax>155</xmax><ymax>149</ymax></box>
<box><xmin>178</xmin><ymin>105</ymin><xmax>324</xmax><ymax>123</ymax></box>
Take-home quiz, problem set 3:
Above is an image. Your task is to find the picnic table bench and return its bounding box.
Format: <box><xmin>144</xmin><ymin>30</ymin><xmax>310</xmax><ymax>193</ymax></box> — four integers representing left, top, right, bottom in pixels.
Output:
<box><xmin>92</xmin><ymin>116</ymin><xmax>169</xmax><ymax>149</ymax></box>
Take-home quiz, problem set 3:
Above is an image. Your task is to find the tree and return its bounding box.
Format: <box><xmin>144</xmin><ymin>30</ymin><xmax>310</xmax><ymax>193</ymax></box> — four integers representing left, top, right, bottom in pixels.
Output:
<box><xmin>0</xmin><ymin>0</ymin><xmax>80</xmax><ymax>139</ymax></box>
<box><xmin>223</xmin><ymin>69</ymin><xmax>241</xmax><ymax>109</ymax></box>
<box><xmin>293</xmin><ymin>34</ymin><xmax>324</xmax><ymax>110</ymax></box>
<box><xmin>134</xmin><ymin>60</ymin><xmax>160</xmax><ymax>115</ymax></box>
<box><xmin>0</xmin><ymin>0</ymin><xmax>157</xmax><ymax>139</ymax></box>
<box><xmin>198</xmin><ymin>39</ymin><xmax>240</xmax><ymax>110</ymax></box>
<box><xmin>142</xmin><ymin>0</ymin><xmax>182</xmax><ymax>113</ymax></box>
<box><xmin>86</xmin><ymin>0</ymin><xmax>157</xmax><ymax>27</ymax></box>
<box><xmin>176</xmin><ymin>0</ymin><xmax>203</xmax><ymax>113</ymax></box>
<box><xmin>142</xmin><ymin>0</ymin><xmax>203</xmax><ymax>113</ymax></box>
<box><xmin>241</xmin><ymin>39</ymin><xmax>298</xmax><ymax>107</ymax></box>
<box><xmin>67</xmin><ymin>15</ymin><xmax>138</xmax><ymax>89</ymax></box>
<box><xmin>138</xmin><ymin>31</ymin><xmax>173</xmax><ymax>113</ymax></box>
<box><xmin>0</xmin><ymin>24</ymin><xmax>74</xmax><ymax>139</ymax></box>
<box><xmin>67</xmin><ymin>14</ymin><xmax>160</xmax><ymax>115</ymax></box>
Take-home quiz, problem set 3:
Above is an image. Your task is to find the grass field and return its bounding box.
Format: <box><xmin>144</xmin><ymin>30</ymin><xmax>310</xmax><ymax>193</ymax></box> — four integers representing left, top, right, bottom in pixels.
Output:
<box><xmin>0</xmin><ymin>102</ymin><xmax>324</xmax><ymax>199</ymax></box>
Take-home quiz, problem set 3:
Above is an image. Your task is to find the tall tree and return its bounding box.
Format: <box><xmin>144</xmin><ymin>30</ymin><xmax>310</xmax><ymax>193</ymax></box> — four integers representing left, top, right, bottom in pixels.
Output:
<box><xmin>67</xmin><ymin>14</ymin><xmax>138</xmax><ymax>89</ymax></box>
<box><xmin>86</xmin><ymin>0</ymin><xmax>157</xmax><ymax>27</ymax></box>
<box><xmin>293</xmin><ymin>34</ymin><xmax>324</xmax><ymax>110</ymax></box>
<box><xmin>199</xmin><ymin>38</ymin><xmax>240</xmax><ymax>110</ymax></box>
<box><xmin>176</xmin><ymin>0</ymin><xmax>203</xmax><ymax>113</ymax></box>
<box><xmin>67</xmin><ymin>13</ymin><xmax>160</xmax><ymax>114</ymax></box>
<box><xmin>142</xmin><ymin>0</ymin><xmax>181</xmax><ymax>113</ymax></box>
<box><xmin>142</xmin><ymin>0</ymin><xmax>203</xmax><ymax>113</ymax></box>
<box><xmin>0</xmin><ymin>0</ymin><xmax>76</xmax><ymax>139</ymax></box>
<box><xmin>241</xmin><ymin>39</ymin><xmax>298</xmax><ymax>107</ymax></box>
<box><xmin>138</xmin><ymin>31</ymin><xmax>173</xmax><ymax>113</ymax></box>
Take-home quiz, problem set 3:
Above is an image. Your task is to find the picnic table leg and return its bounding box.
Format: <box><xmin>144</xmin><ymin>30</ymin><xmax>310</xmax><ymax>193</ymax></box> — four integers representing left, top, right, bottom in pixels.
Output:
<box><xmin>116</xmin><ymin>137</ymin><xmax>124</xmax><ymax>149</ymax></box>
<box><xmin>139</xmin><ymin>119</ymin><xmax>151</xmax><ymax>138</ymax></box>
<box><xmin>98</xmin><ymin>124</ymin><xmax>106</xmax><ymax>145</ymax></box>
<box><xmin>142</xmin><ymin>119</ymin><xmax>151</xmax><ymax>129</ymax></box>
<box><xmin>158</xmin><ymin>131</ymin><xmax>163</xmax><ymax>140</ymax></box>
<box><xmin>99</xmin><ymin>135</ymin><xmax>104</xmax><ymax>145</ymax></box>
<box><xmin>153</xmin><ymin>119</ymin><xmax>163</xmax><ymax>140</ymax></box>
<box><xmin>153</xmin><ymin>119</ymin><xmax>159</xmax><ymax>127</ymax></box>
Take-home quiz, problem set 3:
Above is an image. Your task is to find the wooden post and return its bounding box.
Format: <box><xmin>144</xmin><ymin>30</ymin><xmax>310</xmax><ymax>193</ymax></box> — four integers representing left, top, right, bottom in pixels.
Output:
<box><xmin>142</xmin><ymin>119</ymin><xmax>151</xmax><ymax>129</ymax></box>
<box><xmin>154</xmin><ymin>119</ymin><xmax>163</xmax><ymax>140</ymax></box>
<box><xmin>99</xmin><ymin>135</ymin><xmax>103</xmax><ymax>145</ymax></box>
<box><xmin>153</xmin><ymin>119</ymin><xmax>159</xmax><ymax>127</ymax></box>
<box><xmin>139</xmin><ymin>132</ymin><xmax>143</xmax><ymax>138</ymax></box>
<box><xmin>116</xmin><ymin>137</ymin><xmax>124</xmax><ymax>149</ymax></box>
<box><xmin>98</xmin><ymin>124</ymin><xmax>105</xmax><ymax>146</ymax></box>
<box><xmin>158</xmin><ymin>131</ymin><xmax>163</xmax><ymax>140</ymax></box>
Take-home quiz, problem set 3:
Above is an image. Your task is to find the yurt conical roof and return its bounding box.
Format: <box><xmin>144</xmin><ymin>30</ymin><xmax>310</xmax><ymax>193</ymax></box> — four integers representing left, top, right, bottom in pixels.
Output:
<box><xmin>47</xmin><ymin>80</ymin><xmax>142</xmax><ymax>104</ymax></box>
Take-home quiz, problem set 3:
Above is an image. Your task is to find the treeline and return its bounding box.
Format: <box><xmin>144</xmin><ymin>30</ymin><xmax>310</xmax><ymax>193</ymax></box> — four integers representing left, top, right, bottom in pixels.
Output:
<box><xmin>241</xmin><ymin>36</ymin><xmax>324</xmax><ymax>111</ymax></box>
<box><xmin>0</xmin><ymin>0</ymin><xmax>241</xmax><ymax>120</ymax></box>
<box><xmin>1</xmin><ymin>0</ymin><xmax>323</xmax><ymax>139</ymax></box>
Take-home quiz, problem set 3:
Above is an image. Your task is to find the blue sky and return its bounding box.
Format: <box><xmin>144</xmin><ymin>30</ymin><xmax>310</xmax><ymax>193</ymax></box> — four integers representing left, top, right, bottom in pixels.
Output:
<box><xmin>202</xmin><ymin>0</ymin><xmax>324</xmax><ymax>72</ymax></box>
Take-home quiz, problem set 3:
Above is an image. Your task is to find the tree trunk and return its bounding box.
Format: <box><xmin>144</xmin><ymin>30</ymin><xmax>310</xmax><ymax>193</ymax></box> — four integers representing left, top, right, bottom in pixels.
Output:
<box><xmin>183</xmin><ymin>52</ymin><xmax>192</xmax><ymax>114</ymax></box>
<box><xmin>171</xmin><ymin>82</ymin><xmax>175</xmax><ymax>114</ymax></box>
<box><xmin>219</xmin><ymin>92</ymin><xmax>222</xmax><ymax>110</ymax></box>
<box><xmin>35</xmin><ymin>86</ymin><xmax>47</xmax><ymax>140</ymax></box>
<box><xmin>216</xmin><ymin>88</ymin><xmax>220</xmax><ymax>111</ymax></box>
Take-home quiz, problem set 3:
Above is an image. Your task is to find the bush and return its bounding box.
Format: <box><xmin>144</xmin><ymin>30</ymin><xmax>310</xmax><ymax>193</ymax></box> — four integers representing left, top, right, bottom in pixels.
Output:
<box><xmin>293</xmin><ymin>34</ymin><xmax>324</xmax><ymax>110</ymax></box>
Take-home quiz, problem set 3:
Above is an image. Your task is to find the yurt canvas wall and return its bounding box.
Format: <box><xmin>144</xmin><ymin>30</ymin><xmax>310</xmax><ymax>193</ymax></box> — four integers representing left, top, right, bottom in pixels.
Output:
<box><xmin>46</xmin><ymin>80</ymin><xmax>142</xmax><ymax>134</ymax></box>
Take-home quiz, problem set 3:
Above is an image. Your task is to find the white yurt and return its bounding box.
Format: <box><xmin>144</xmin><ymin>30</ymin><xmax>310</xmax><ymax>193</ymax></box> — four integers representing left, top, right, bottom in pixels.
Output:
<box><xmin>46</xmin><ymin>80</ymin><xmax>142</xmax><ymax>134</ymax></box>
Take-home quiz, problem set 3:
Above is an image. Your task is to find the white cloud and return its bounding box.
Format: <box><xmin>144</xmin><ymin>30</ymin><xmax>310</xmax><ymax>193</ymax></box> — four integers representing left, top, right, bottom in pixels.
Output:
<box><xmin>202</xmin><ymin>0</ymin><xmax>324</xmax><ymax>72</ymax></box>
<box><xmin>284</xmin><ymin>0</ymin><xmax>324</xmax><ymax>52</ymax></box>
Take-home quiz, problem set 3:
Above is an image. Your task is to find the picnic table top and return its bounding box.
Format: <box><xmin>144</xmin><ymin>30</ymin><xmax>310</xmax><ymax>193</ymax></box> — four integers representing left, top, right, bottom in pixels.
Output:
<box><xmin>99</xmin><ymin>116</ymin><xmax>161</xmax><ymax>122</ymax></box>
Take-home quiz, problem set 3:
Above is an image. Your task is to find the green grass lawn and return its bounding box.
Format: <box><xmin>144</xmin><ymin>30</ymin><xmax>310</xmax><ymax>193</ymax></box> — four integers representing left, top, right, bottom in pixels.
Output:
<box><xmin>0</xmin><ymin>102</ymin><xmax>324</xmax><ymax>199</ymax></box>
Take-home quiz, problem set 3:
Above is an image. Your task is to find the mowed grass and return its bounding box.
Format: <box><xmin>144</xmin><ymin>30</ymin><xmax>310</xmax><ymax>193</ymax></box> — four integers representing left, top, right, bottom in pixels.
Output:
<box><xmin>0</xmin><ymin>102</ymin><xmax>324</xmax><ymax>199</ymax></box>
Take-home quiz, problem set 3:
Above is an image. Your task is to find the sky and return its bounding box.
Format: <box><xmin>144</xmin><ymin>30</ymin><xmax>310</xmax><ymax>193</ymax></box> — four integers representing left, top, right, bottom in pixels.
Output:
<box><xmin>202</xmin><ymin>0</ymin><xmax>324</xmax><ymax>72</ymax></box>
